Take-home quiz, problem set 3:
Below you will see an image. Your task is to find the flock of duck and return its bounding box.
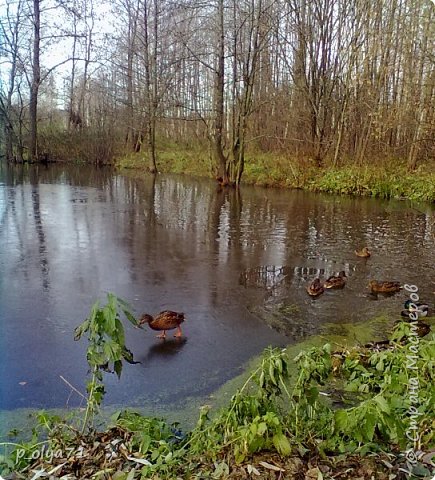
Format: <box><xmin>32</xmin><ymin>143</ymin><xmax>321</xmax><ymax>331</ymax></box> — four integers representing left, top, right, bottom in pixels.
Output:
<box><xmin>137</xmin><ymin>246</ymin><xmax>430</xmax><ymax>340</ymax></box>
<box><xmin>305</xmin><ymin>246</ymin><xmax>431</xmax><ymax>334</ymax></box>
<box><xmin>306</xmin><ymin>247</ymin><xmax>375</xmax><ymax>297</ymax></box>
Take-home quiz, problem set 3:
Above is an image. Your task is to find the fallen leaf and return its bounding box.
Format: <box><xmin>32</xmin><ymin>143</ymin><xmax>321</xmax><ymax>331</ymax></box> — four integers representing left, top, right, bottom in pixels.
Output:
<box><xmin>305</xmin><ymin>467</ymin><xmax>323</xmax><ymax>480</ymax></box>
<box><xmin>259</xmin><ymin>461</ymin><xmax>285</xmax><ymax>472</ymax></box>
<box><xmin>126</xmin><ymin>456</ymin><xmax>152</xmax><ymax>466</ymax></box>
<box><xmin>247</xmin><ymin>464</ymin><xmax>261</xmax><ymax>476</ymax></box>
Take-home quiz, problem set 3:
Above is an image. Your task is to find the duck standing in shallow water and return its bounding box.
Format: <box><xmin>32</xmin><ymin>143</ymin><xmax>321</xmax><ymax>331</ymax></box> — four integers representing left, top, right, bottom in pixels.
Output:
<box><xmin>324</xmin><ymin>271</ymin><xmax>347</xmax><ymax>289</ymax></box>
<box><xmin>368</xmin><ymin>280</ymin><xmax>401</xmax><ymax>293</ymax></box>
<box><xmin>355</xmin><ymin>247</ymin><xmax>371</xmax><ymax>258</ymax></box>
<box><xmin>307</xmin><ymin>278</ymin><xmax>324</xmax><ymax>297</ymax></box>
<box><xmin>139</xmin><ymin>311</ymin><xmax>185</xmax><ymax>339</ymax></box>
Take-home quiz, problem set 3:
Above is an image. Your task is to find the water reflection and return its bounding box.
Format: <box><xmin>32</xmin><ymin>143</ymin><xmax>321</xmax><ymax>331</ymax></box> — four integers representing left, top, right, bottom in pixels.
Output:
<box><xmin>0</xmin><ymin>163</ymin><xmax>434</xmax><ymax>411</ymax></box>
<box><xmin>143</xmin><ymin>337</ymin><xmax>188</xmax><ymax>362</ymax></box>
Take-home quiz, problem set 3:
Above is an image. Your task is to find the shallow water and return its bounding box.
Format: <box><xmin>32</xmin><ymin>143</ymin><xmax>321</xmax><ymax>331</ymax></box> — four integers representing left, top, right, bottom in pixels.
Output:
<box><xmin>0</xmin><ymin>163</ymin><xmax>433</xmax><ymax>411</ymax></box>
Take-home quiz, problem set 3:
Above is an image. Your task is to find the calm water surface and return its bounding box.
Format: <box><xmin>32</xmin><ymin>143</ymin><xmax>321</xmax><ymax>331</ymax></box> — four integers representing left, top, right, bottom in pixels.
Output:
<box><xmin>0</xmin><ymin>163</ymin><xmax>434</xmax><ymax>411</ymax></box>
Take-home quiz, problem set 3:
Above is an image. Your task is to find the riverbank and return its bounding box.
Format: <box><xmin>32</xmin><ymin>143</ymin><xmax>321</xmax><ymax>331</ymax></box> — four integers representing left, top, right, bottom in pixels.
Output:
<box><xmin>117</xmin><ymin>144</ymin><xmax>435</xmax><ymax>202</ymax></box>
<box><xmin>2</xmin><ymin>314</ymin><xmax>434</xmax><ymax>479</ymax></box>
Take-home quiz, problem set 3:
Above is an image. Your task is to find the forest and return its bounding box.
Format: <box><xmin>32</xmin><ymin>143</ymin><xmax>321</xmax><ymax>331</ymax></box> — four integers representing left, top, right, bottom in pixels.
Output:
<box><xmin>1</xmin><ymin>2</ymin><xmax>435</xmax><ymax>477</ymax></box>
<box><xmin>1</xmin><ymin>0</ymin><xmax>434</xmax><ymax>187</ymax></box>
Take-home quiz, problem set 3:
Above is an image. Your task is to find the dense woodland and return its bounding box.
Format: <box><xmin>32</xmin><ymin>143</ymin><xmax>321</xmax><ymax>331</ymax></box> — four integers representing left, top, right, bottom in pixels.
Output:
<box><xmin>0</xmin><ymin>0</ymin><xmax>434</xmax><ymax>184</ymax></box>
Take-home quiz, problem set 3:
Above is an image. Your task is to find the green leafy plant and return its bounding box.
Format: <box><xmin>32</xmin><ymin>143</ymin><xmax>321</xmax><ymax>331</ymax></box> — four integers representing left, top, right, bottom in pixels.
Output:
<box><xmin>2</xmin><ymin>303</ymin><xmax>434</xmax><ymax>479</ymax></box>
<box><xmin>73</xmin><ymin>293</ymin><xmax>139</xmax><ymax>433</ymax></box>
<box><xmin>290</xmin><ymin>325</ymin><xmax>435</xmax><ymax>453</ymax></box>
<box><xmin>186</xmin><ymin>347</ymin><xmax>292</xmax><ymax>467</ymax></box>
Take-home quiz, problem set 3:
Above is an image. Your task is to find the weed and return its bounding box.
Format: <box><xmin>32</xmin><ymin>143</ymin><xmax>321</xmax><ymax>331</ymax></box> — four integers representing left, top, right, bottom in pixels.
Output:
<box><xmin>2</xmin><ymin>294</ymin><xmax>434</xmax><ymax>479</ymax></box>
<box><xmin>73</xmin><ymin>293</ymin><xmax>139</xmax><ymax>433</ymax></box>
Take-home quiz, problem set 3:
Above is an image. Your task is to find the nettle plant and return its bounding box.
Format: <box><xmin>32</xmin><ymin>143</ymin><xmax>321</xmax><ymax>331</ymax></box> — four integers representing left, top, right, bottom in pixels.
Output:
<box><xmin>74</xmin><ymin>293</ymin><xmax>139</xmax><ymax>433</ymax></box>
<box><xmin>291</xmin><ymin>324</ymin><xmax>435</xmax><ymax>453</ymax></box>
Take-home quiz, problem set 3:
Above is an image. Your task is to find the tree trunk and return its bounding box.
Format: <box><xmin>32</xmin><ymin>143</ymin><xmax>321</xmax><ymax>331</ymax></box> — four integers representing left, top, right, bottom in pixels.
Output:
<box><xmin>143</xmin><ymin>0</ymin><xmax>158</xmax><ymax>173</ymax></box>
<box><xmin>29</xmin><ymin>0</ymin><xmax>41</xmax><ymax>161</ymax></box>
<box><xmin>125</xmin><ymin>16</ymin><xmax>136</xmax><ymax>149</ymax></box>
<box><xmin>213</xmin><ymin>0</ymin><xmax>228</xmax><ymax>184</ymax></box>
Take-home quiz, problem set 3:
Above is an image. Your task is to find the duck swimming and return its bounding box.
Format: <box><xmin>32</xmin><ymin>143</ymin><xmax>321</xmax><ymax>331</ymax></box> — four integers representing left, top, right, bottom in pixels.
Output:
<box><xmin>307</xmin><ymin>278</ymin><xmax>324</xmax><ymax>297</ymax></box>
<box><xmin>139</xmin><ymin>311</ymin><xmax>185</xmax><ymax>339</ymax></box>
<box><xmin>355</xmin><ymin>247</ymin><xmax>371</xmax><ymax>258</ymax></box>
<box><xmin>401</xmin><ymin>300</ymin><xmax>429</xmax><ymax>318</ymax></box>
<box><xmin>368</xmin><ymin>280</ymin><xmax>401</xmax><ymax>293</ymax></box>
<box><xmin>324</xmin><ymin>271</ymin><xmax>346</xmax><ymax>289</ymax></box>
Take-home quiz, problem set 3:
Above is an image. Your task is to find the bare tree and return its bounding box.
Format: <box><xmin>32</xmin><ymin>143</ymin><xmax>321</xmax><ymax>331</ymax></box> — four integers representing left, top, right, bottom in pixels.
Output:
<box><xmin>213</xmin><ymin>0</ymin><xmax>228</xmax><ymax>183</ymax></box>
<box><xmin>29</xmin><ymin>0</ymin><xmax>41</xmax><ymax>161</ymax></box>
<box><xmin>0</xmin><ymin>0</ymin><xmax>26</xmax><ymax>161</ymax></box>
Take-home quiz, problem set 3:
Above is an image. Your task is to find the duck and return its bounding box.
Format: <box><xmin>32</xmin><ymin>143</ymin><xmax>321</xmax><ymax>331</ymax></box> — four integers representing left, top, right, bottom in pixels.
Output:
<box><xmin>368</xmin><ymin>280</ymin><xmax>401</xmax><ymax>293</ymax></box>
<box><xmin>324</xmin><ymin>271</ymin><xmax>347</xmax><ymax>289</ymax></box>
<box><xmin>139</xmin><ymin>311</ymin><xmax>185</xmax><ymax>339</ymax></box>
<box><xmin>306</xmin><ymin>278</ymin><xmax>324</xmax><ymax>297</ymax></box>
<box><xmin>394</xmin><ymin>320</ymin><xmax>431</xmax><ymax>338</ymax></box>
<box><xmin>414</xmin><ymin>322</ymin><xmax>431</xmax><ymax>337</ymax></box>
<box><xmin>355</xmin><ymin>247</ymin><xmax>371</xmax><ymax>258</ymax></box>
<box><xmin>401</xmin><ymin>300</ymin><xmax>429</xmax><ymax>318</ymax></box>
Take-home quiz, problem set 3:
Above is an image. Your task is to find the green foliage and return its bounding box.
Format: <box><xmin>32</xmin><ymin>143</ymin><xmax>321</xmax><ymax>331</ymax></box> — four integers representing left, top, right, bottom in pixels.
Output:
<box><xmin>119</xmin><ymin>147</ymin><xmax>435</xmax><ymax>202</ymax></box>
<box><xmin>113</xmin><ymin>411</ymin><xmax>188</xmax><ymax>477</ymax></box>
<box><xmin>107</xmin><ymin>331</ymin><xmax>434</xmax><ymax>477</ymax></box>
<box><xmin>316</xmin><ymin>326</ymin><xmax>435</xmax><ymax>452</ymax></box>
<box><xmin>182</xmin><ymin>328</ymin><xmax>434</xmax><ymax>474</ymax></box>
<box><xmin>74</xmin><ymin>293</ymin><xmax>139</xmax><ymax>433</ymax></box>
<box><xmin>2</xmin><ymin>295</ymin><xmax>434</xmax><ymax>479</ymax></box>
<box><xmin>184</xmin><ymin>347</ymin><xmax>293</xmax><ymax>469</ymax></box>
<box><xmin>310</xmin><ymin>165</ymin><xmax>435</xmax><ymax>201</ymax></box>
<box><xmin>0</xmin><ymin>411</ymin><xmax>77</xmax><ymax>475</ymax></box>
<box><xmin>118</xmin><ymin>140</ymin><xmax>212</xmax><ymax>178</ymax></box>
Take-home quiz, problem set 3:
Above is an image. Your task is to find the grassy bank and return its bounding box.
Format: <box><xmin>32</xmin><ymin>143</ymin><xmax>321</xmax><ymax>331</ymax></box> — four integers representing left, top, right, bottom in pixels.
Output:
<box><xmin>2</xmin><ymin>294</ymin><xmax>434</xmax><ymax>479</ymax></box>
<box><xmin>117</xmin><ymin>143</ymin><xmax>435</xmax><ymax>202</ymax></box>
<box><xmin>2</xmin><ymin>323</ymin><xmax>434</xmax><ymax>479</ymax></box>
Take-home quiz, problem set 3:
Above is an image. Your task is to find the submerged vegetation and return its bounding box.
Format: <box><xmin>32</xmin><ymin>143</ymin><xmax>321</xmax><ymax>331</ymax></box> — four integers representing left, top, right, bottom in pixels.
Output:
<box><xmin>1</xmin><ymin>295</ymin><xmax>434</xmax><ymax>479</ymax></box>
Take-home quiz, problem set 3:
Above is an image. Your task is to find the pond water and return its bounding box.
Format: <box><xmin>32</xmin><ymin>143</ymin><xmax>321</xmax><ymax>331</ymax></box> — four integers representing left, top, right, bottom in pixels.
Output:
<box><xmin>0</xmin><ymin>163</ymin><xmax>434</xmax><ymax>413</ymax></box>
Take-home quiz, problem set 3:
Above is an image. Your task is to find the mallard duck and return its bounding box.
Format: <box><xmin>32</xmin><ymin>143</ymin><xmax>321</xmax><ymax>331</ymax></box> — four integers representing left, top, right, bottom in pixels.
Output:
<box><xmin>355</xmin><ymin>247</ymin><xmax>371</xmax><ymax>258</ymax></box>
<box><xmin>324</xmin><ymin>271</ymin><xmax>346</xmax><ymax>289</ymax></box>
<box><xmin>368</xmin><ymin>280</ymin><xmax>401</xmax><ymax>293</ymax></box>
<box><xmin>394</xmin><ymin>320</ymin><xmax>431</xmax><ymax>338</ymax></box>
<box><xmin>414</xmin><ymin>322</ymin><xmax>431</xmax><ymax>337</ymax></box>
<box><xmin>401</xmin><ymin>300</ymin><xmax>429</xmax><ymax>318</ymax></box>
<box><xmin>139</xmin><ymin>311</ymin><xmax>185</xmax><ymax>339</ymax></box>
<box><xmin>306</xmin><ymin>278</ymin><xmax>324</xmax><ymax>297</ymax></box>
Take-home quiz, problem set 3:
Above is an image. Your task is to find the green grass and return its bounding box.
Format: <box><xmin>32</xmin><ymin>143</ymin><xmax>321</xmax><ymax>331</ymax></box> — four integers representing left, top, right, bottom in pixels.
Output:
<box><xmin>116</xmin><ymin>143</ymin><xmax>435</xmax><ymax>202</ymax></box>
<box><xmin>3</xmin><ymin>323</ymin><xmax>434</xmax><ymax>478</ymax></box>
<box><xmin>117</xmin><ymin>140</ymin><xmax>212</xmax><ymax>177</ymax></box>
<box><xmin>310</xmin><ymin>164</ymin><xmax>435</xmax><ymax>201</ymax></box>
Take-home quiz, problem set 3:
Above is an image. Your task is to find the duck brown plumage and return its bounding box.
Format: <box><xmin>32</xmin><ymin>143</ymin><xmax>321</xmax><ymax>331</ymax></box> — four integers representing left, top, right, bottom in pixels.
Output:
<box><xmin>324</xmin><ymin>271</ymin><xmax>347</xmax><ymax>289</ymax></box>
<box><xmin>355</xmin><ymin>247</ymin><xmax>371</xmax><ymax>258</ymax></box>
<box><xmin>139</xmin><ymin>311</ymin><xmax>185</xmax><ymax>339</ymax></box>
<box><xmin>307</xmin><ymin>278</ymin><xmax>324</xmax><ymax>297</ymax></box>
<box><xmin>368</xmin><ymin>280</ymin><xmax>401</xmax><ymax>293</ymax></box>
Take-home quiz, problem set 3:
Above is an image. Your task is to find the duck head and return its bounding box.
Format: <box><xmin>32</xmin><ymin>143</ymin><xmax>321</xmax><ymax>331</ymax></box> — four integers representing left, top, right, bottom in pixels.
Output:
<box><xmin>139</xmin><ymin>314</ymin><xmax>153</xmax><ymax>326</ymax></box>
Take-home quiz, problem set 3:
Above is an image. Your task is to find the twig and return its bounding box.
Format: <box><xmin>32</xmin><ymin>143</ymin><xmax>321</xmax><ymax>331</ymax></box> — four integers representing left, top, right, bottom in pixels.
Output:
<box><xmin>59</xmin><ymin>375</ymin><xmax>86</xmax><ymax>401</ymax></box>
